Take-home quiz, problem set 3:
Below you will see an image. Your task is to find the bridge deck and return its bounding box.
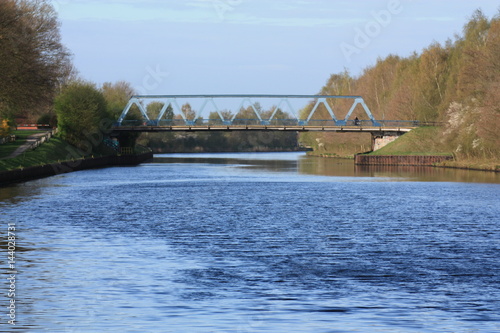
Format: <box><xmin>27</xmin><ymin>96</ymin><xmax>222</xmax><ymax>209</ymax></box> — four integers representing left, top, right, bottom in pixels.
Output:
<box><xmin>112</xmin><ymin>125</ymin><xmax>417</xmax><ymax>133</ymax></box>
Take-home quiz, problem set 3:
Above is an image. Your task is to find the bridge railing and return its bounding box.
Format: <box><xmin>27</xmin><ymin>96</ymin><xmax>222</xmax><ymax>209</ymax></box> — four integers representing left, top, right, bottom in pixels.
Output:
<box><xmin>119</xmin><ymin>119</ymin><xmax>369</xmax><ymax>127</ymax></box>
<box><xmin>117</xmin><ymin>119</ymin><xmax>437</xmax><ymax>128</ymax></box>
<box><xmin>377</xmin><ymin>120</ymin><xmax>444</xmax><ymax>127</ymax></box>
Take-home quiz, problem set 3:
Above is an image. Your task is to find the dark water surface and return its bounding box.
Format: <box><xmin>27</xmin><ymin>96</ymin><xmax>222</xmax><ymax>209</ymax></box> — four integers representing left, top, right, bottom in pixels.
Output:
<box><xmin>1</xmin><ymin>152</ymin><xmax>499</xmax><ymax>332</ymax></box>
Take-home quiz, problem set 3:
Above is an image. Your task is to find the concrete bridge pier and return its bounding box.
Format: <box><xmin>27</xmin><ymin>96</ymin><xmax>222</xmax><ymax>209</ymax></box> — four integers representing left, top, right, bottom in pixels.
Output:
<box><xmin>371</xmin><ymin>131</ymin><xmax>405</xmax><ymax>151</ymax></box>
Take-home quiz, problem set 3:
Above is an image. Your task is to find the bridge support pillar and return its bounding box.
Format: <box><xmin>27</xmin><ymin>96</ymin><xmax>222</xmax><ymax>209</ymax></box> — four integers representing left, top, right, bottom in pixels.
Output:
<box><xmin>110</xmin><ymin>131</ymin><xmax>140</xmax><ymax>152</ymax></box>
<box><xmin>371</xmin><ymin>131</ymin><xmax>405</xmax><ymax>151</ymax></box>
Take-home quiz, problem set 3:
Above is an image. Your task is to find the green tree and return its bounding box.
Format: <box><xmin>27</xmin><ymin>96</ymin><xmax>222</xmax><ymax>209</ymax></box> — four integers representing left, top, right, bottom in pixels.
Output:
<box><xmin>208</xmin><ymin>110</ymin><xmax>232</xmax><ymax>125</ymax></box>
<box><xmin>55</xmin><ymin>81</ymin><xmax>110</xmax><ymax>151</ymax></box>
<box><xmin>233</xmin><ymin>103</ymin><xmax>262</xmax><ymax>125</ymax></box>
<box><xmin>101</xmin><ymin>81</ymin><xmax>136</xmax><ymax>119</ymax></box>
<box><xmin>148</xmin><ymin>102</ymin><xmax>174</xmax><ymax>122</ymax></box>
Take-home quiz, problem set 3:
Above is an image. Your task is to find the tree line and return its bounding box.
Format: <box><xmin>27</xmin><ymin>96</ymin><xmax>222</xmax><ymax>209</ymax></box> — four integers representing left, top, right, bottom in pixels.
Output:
<box><xmin>0</xmin><ymin>0</ymin><xmax>72</xmax><ymax>125</ymax></box>
<box><xmin>302</xmin><ymin>9</ymin><xmax>500</xmax><ymax>160</ymax></box>
<box><xmin>0</xmin><ymin>1</ymin><xmax>143</xmax><ymax>153</ymax></box>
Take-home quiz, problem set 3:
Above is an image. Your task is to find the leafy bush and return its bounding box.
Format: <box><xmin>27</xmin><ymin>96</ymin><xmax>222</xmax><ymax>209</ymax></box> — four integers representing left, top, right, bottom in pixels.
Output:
<box><xmin>55</xmin><ymin>81</ymin><xmax>111</xmax><ymax>152</ymax></box>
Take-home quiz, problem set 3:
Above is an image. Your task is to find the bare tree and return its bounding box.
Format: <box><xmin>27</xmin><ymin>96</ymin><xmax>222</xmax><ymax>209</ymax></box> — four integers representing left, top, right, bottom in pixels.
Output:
<box><xmin>0</xmin><ymin>0</ymin><xmax>71</xmax><ymax>121</ymax></box>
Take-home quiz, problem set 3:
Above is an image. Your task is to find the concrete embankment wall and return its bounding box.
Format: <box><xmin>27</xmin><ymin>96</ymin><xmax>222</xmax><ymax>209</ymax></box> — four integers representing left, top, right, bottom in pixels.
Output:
<box><xmin>0</xmin><ymin>152</ymin><xmax>153</xmax><ymax>185</ymax></box>
<box><xmin>355</xmin><ymin>155</ymin><xmax>453</xmax><ymax>166</ymax></box>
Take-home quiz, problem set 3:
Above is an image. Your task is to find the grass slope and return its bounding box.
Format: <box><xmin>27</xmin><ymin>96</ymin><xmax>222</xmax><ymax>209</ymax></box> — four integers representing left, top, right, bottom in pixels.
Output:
<box><xmin>0</xmin><ymin>136</ymin><xmax>87</xmax><ymax>171</ymax></box>
<box><xmin>367</xmin><ymin>127</ymin><xmax>499</xmax><ymax>171</ymax></box>
<box><xmin>368</xmin><ymin>127</ymin><xmax>452</xmax><ymax>156</ymax></box>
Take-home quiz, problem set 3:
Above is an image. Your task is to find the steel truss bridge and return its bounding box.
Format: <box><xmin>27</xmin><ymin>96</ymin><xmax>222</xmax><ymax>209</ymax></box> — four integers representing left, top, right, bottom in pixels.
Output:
<box><xmin>113</xmin><ymin>95</ymin><xmax>422</xmax><ymax>133</ymax></box>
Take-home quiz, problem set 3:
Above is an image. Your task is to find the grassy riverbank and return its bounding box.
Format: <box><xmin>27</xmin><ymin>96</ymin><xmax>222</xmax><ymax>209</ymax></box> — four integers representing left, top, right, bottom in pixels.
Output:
<box><xmin>0</xmin><ymin>136</ymin><xmax>88</xmax><ymax>171</ymax></box>
<box><xmin>367</xmin><ymin>127</ymin><xmax>499</xmax><ymax>172</ymax></box>
<box><xmin>304</xmin><ymin>128</ymin><xmax>451</xmax><ymax>159</ymax></box>
<box><xmin>368</xmin><ymin>127</ymin><xmax>453</xmax><ymax>156</ymax></box>
<box><xmin>304</xmin><ymin>127</ymin><xmax>499</xmax><ymax>172</ymax></box>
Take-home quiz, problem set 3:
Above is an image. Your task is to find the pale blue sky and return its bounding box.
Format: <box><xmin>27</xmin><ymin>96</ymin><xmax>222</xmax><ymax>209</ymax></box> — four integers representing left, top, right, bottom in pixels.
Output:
<box><xmin>51</xmin><ymin>0</ymin><xmax>499</xmax><ymax>95</ymax></box>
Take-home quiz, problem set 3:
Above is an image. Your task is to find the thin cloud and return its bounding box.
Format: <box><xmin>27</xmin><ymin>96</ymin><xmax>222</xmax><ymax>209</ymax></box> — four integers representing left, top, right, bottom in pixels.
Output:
<box><xmin>52</xmin><ymin>0</ymin><xmax>207</xmax><ymax>22</ymax></box>
<box><xmin>52</xmin><ymin>0</ymin><xmax>363</xmax><ymax>27</ymax></box>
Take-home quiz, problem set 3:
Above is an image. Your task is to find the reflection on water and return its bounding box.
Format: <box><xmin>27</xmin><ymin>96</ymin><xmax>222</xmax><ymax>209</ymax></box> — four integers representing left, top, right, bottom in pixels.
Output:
<box><xmin>0</xmin><ymin>182</ymin><xmax>43</xmax><ymax>205</ymax></box>
<box><xmin>155</xmin><ymin>152</ymin><xmax>500</xmax><ymax>183</ymax></box>
<box><xmin>0</xmin><ymin>152</ymin><xmax>499</xmax><ymax>333</ymax></box>
<box><xmin>354</xmin><ymin>164</ymin><xmax>500</xmax><ymax>183</ymax></box>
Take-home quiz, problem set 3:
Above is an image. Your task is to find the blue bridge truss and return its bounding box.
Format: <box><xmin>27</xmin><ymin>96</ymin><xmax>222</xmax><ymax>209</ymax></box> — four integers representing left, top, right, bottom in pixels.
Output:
<box><xmin>115</xmin><ymin>94</ymin><xmax>382</xmax><ymax>128</ymax></box>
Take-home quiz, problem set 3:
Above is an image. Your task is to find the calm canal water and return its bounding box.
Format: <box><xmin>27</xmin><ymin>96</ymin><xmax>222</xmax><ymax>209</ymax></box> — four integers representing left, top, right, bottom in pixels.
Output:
<box><xmin>1</xmin><ymin>152</ymin><xmax>499</xmax><ymax>332</ymax></box>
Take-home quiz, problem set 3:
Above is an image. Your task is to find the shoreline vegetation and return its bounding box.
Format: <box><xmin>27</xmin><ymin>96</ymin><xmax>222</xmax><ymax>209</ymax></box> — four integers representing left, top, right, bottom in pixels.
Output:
<box><xmin>0</xmin><ymin>132</ymin><xmax>153</xmax><ymax>185</ymax></box>
<box><xmin>0</xmin><ymin>132</ymin><xmax>100</xmax><ymax>172</ymax></box>
<box><xmin>367</xmin><ymin>127</ymin><xmax>498</xmax><ymax>172</ymax></box>
<box><xmin>307</xmin><ymin>127</ymin><xmax>498</xmax><ymax>172</ymax></box>
<box><xmin>0</xmin><ymin>151</ymin><xmax>153</xmax><ymax>186</ymax></box>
